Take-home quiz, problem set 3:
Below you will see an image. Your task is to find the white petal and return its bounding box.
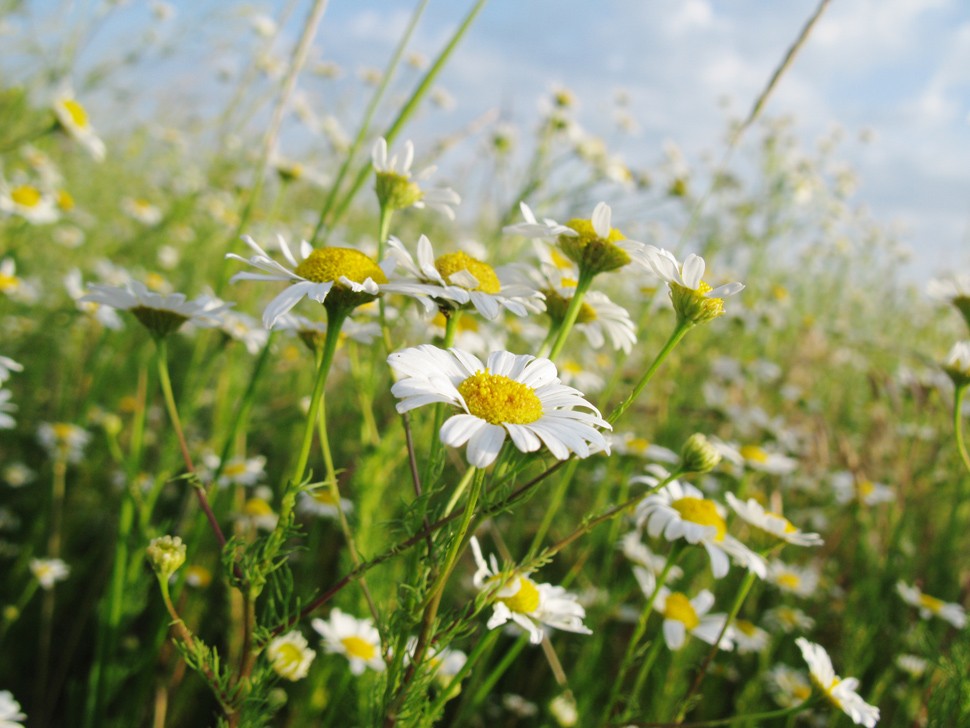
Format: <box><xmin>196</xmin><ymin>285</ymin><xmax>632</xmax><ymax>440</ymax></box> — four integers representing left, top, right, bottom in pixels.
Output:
<box><xmin>682</xmin><ymin>254</ymin><xmax>705</xmax><ymax>290</ymax></box>
<box><xmin>465</xmin><ymin>423</ymin><xmax>506</xmax><ymax>467</ymax></box>
<box><xmin>591</xmin><ymin>202</ymin><xmax>612</xmax><ymax>239</ymax></box>
<box><xmin>440</xmin><ymin>414</ymin><xmax>486</xmax><ymax>447</ymax></box>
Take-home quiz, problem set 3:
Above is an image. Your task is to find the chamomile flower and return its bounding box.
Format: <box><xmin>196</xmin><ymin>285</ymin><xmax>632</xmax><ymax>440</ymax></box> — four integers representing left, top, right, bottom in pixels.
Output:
<box><xmin>0</xmin><ymin>180</ymin><xmax>59</xmax><ymax>224</ymax></box>
<box><xmin>796</xmin><ymin>638</ymin><xmax>880</xmax><ymax>727</ymax></box>
<box><xmin>387</xmin><ymin>345</ymin><xmax>610</xmax><ymax>467</ymax></box>
<box><xmin>619</xmin><ymin>531</ymin><xmax>684</xmax><ymax>582</ymax></box>
<box><xmin>0</xmin><ymin>356</ymin><xmax>22</xmax><ymax>385</ymax></box>
<box><xmin>227</xmin><ymin>234</ymin><xmax>440</xmax><ymax>328</ymax></box>
<box><xmin>0</xmin><ymin>390</ymin><xmax>17</xmax><ymax>430</ymax></box>
<box><xmin>764</xmin><ymin>606</ymin><xmax>815</xmax><ymax>633</ymax></box>
<box><xmin>767</xmin><ymin>559</ymin><xmax>820</xmax><ymax>598</ymax></box>
<box><xmin>266</xmin><ymin>631</ymin><xmax>316</xmax><ymax>681</ymax></box>
<box><xmin>643</xmin><ymin>247</ymin><xmax>744</xmax><ymax>324</ymax></box>
<box><xmin>611</xmin><ymin>434</ymin><xmax>680</xmax><ymax>463</ymax></box>
<box><xmin>733</xmin><ymin>619</ymin><xmax>771</xmax><ymax>654</ymax></box>
<box><xmin>634</xmin><ymin>569</ymin><xmax>733</xmax><ymax>651</ymax></box>
<box><xmin>80</xmin><ymin>280</ymin><xmax>231</xmax><ymax>339</ymax></box>
<box><xmin>372</xmin><ymin>138</ymin><xmax>460</xmax><ymax>219</ymax></box>
<box><xmin>215</xmin><ymin>455</ymin><xmax>266</xmax><ymax>488</ymax></box>
<box><xmin>52</xmin><ymin>91</ymin><xmax>106</xmax><ymax>161</ymax></box>
<box><xmin>215</xmin><ymin>310</ymin><xmax>270</xmax><ymax>354</ymax></box>
<box><xmin>298</xmin><ymin>488</ymin><xmax>353</xmax><ymax>520</ymax></box>
<box><xmin>30</xmin><ymin>558</ymin><xmax>70</xmax><ymax>590</ymax></box>
<box><xmin>942</xmin><ymin>341</ymin><xmax>970</xmax><ymax>388</ymax></box>
<box><xmin>37</xmin><ymin>422</ymin><xmax>91</xmax><ymax>463</ymax></box>
<box><xmin>121</xmin><ymin>197</ymin><xmax>163</xmax><ymax>225</ymax></box>
<box><xmin>634</xmin><ymin>480</ymin><xmax>766</xmax><ymax>579</ymax></box>
<box><xmin>0</xmin><ymin>690</ymin><xmax>26</xmax><ymax>728</ymax></box>
<box><xmin>766</xmin><ymin>664</ymin><xmax>812</xmax><ymax>708</ymax></box>
<box><xmin>726</xmin><ymin>493</ymin><xmax>823</xmax><ymax>547</ymax></box>
<box><xmin>830</xmin><ymin>470</ymin><xmax>895</xmax><ymax>506</ymax></box>
<box><xmin>275</xmin><ymin>312</ymin><xmax>380</xmax><ymax>352</ymax></box>
<box><xmin>64</xmin><ymin>269</ymin><xmax>125</xmax><ymax>330</ymax></box>
<box><xmin>404</xmin><ymin>638</ymin><xmax>467</xmax><ymax>693</ymax></box>
<box><xmin>735</xmin><ymin>444</ymin><xmax>799</xmax><ymax>475</ymax></box>
<box><xmin>0</xmin><ymin>258</ymin><xmax>20</xmax><ymax>295</ymax></box>
<box><xmin>311</xmin><ymin>608</ymin><xmax>385</xmax><ymax>675</ymax></box>
<box><xmin>471</xmin><ymin>537</ymin><xmax>591</xmax><ymax>644</ymax></box>
<box><xmin>896</xmin><ymin>581</ymin><xmax>967</xmax><ymax>628</ymax></box>
<box><xmin>545</xmin><ymin>288</ymin><xmax>636</xmax><ymax>353</ymax></box>
<box><xmin>384</xmin><ymin>235</ymin><xmax>544</xmax><ymax>319</ymax></box>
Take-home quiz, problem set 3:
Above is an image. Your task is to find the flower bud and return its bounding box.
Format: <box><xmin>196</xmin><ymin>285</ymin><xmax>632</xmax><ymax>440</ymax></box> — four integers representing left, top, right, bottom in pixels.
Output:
<box><xmin>146</xmin><ymin>535</ymin><xmax>186</xmax><ymax>579</ymax></box>
<box><xmin>943</xmin><ymin>341</ymin><xmax>970</xmax><ymax>389</ymax></box>
<box><xmin>680</xmin><ymin>433</ymin><xmax>721</xmax><ymax>474</ymax></box>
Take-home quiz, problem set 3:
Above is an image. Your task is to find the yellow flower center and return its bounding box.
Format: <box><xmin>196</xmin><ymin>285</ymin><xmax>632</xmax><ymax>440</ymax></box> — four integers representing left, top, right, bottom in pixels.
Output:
<box><xmin>736</xmin><ymin>619</ymin><xmax>758</xmax><ymax>636</ymax></box>
<box><xmin>294</xmin><ymin>247</ymin><xmax>387</xmax><ymax>285</ymax></box>
<box><xmin>0</xmin><ymin>272</ymin><xmax>19</xmax><ymax>293</ymax></box>
<box><xmin>273</xmin><ymin>642</ymin><xmax>306</xmax><ymax>670</ymax></box>
<box><xmin>244</xmin><ymin>498</ymin><xmax>273</xmax><ymax>517</ymax></box>
<box><xmin>499</xmin><ymin>576</ymin><xmax>541</xmax><ymax>614</ymax></box>
<box><xmin>61</xmin><ymin>99</ymin><xmax>90</xmax><ymax>128</ymax></box>
<box><xmin>52</xmin><ymin>423</ymin><xmax>75</xmax><ymax>440</ymax></box>
<box><xmin>57</xmin><ymin>190</ymin><xmax>74</xmax><ymax>210</ymax></box>
<box><xmin>740</xmin><ymin>445</ymin><xmax>768</xmax><ymax>463</ymax></box>
<box><xmin>776</xmin><ymin>573</ymin><xmax>801</xmax><ymax>591</ymax></box>
<box><xmin>224</xmin><ymin>462</ymin><xmax>248</xmax><ymax>478</ymax></box>
<box><xmin>341</xmin><ymin>635</ymin><xmax>377</xmax><ymax>661</ymax></box>
<box><xmin>11</xmin><ymin>185</ymin><xmax>42</xmax><ymax>208</ymax></box>
<box><xmin>558</xmin><ymin>218</ymin><xmax>630</xmax><ymax>274</ymax></box>
<box><xmin>918</xmin><ymin>593</ymin><xmax>945</xmax><ymax>614</ymax></box>
<box><xmin>858</xmin><ymin>480</ymin><xmax>875</xmax><ymax>497</ymax></box>
<box><xmin>793</xmin><ymin>684</ymin><xmax>812</xmax><ymax>701</ymax></box>
<box><xmin>628</xmin><ymin>437</ymin><xmax>650</xmax><ymax>453</ymax></box>
<box><xmin>312</xmin><ymin>489</ymin><xmax>338</xmax><ymax>505</ymax></box>
<box><xmin>434</xmin><ymin>252</ymin><xmax>501</xmax><ymax>294</ymax></box>
<box><xmin>186</xmin><ymin>565</ymin><xmax>212</xmax><ymax>588</ymax></box>
<box><xmin>670</xmin><ymin>496</ymin><xmax>726</xmax><ymax>540</ymax></box>
<box><xmin>457</xmin><ymin>370</ymin><xmax>543</xmax><ymax>425</ymax></box>
<box><xmin>663</xmin><ymin>592</ymin><xmax>700</xmax><ymax>629</ymax></box>
<box><xmin>765</xmin><ymin>511</ymin><xmax>798</xmax><ymax>534</ymax></box>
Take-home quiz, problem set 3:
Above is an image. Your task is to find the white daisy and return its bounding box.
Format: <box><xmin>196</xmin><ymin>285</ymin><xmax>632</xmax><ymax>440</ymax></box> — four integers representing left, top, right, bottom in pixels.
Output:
<box><xmin>227</xmin><ymin>234</ymin><xmax>441</xmax><ymax>328</ymax></box>
<box><xmin>766</xmin><ymin>559</ymin><xmax>820</xmax><ymax>598</ymax></box>
<box><xmin>830</xmin><ymin>470</ymin><xmax>895</xmax><ymax>506</ymax></box>
<box><xmin>634</xmin><ymin>480</ymin><xmax>766</xmax><ymax>579</ymax></box>
<box><xmin>275</xmin><ymin>312</ymin><xmax>381</xmax><ymax>351</ymax></box>
<box><xmin>311</xmin><ymin>608</ymin><xmax>385</xmax><ymax>675</ymax></box>
<box><xmin>121</xmin><ymin>197</ymin><xmax>163</xmax><ymax>225</ymax></box>
<box><xmin>796</xmin><ymin>638</ymin><xmax>880</xmax><ymax>727</ymax></box>
<box><xmin>0</xmin><ymin>690</ymin><xmax>26</xmax><ymax>728</ymax></box>
<box><xmin>634</xmin><ymin>569</ymin><xmax>733</xmax><ymax>651</ymax></box>
<box><xmin>266</xmin><ymin>631</ymin><xmax>316</xmax><ymax>681</ymax></box>
<box><xmin>764</xmin><ymin>606</ymin><xmax>815</xmax><ymax>633</ymax></box>
<box><xmin>372</xmin><ymin>138</ymin><xmax>460</xmax><ymax>219</ymax></box>
<box><xmin>726</xmin><ymin>493</ymin><xmax>823</xmax><ymax>547</ymax></box>
<box><xmin>471</xmin><ymin>537</ymin><xmax>591</xmax><ymax>645</ymax></box>
<box><xmin>37</xmin><ymin>422</ymin><xmax>91</xmax><ymax>463</ymax></box>
<box><xmin>215</xmin><ymin>455</ymin><xmax>267</xmax><ymax>488</ymax></box>
<box><xmin>619</xmin><ymin>531</ymin><xmax>684</xmax><ymax>582</ymax></box>
<box><xmin>0</xmin><ymin>389</ymin><xmax>17</xmax><ymax>430</ymax></box>
<box><xmin>384</xmin><ymin>234</ymin><xmax>545</xmax><ymax>319</ymax></box>
<box><xmin>642</xmin><ymin>247</ymin><xmax>744</xmax><ymax>323</ymax></box>
<box><xmin>0</xmin><ymin>180</ymin><xmax>59</xmax><ymax>224</ymax></box>
<box><xmin>214</xmin><ymin>310</ymin><xmax>270</xmax><ymax>354</ymax></box>
<box><xmin>404</xmin><ymin>638</ymin><xmax>467</xmax><ymax>691</ymax></box>
<box><xmin>0</xmin><ymin>258</ymin><xmax>21</xmax><ymax>295</ymax></box>
<box><xmin>732</xmin><ymin>619</ymin><xmax>771</xmax><ymax>654</ymax></box>
<box><xmin>64</xmin><ymin>269</ymin><xmax>125</xmax><ymax>330</ymax></box>
<box><xmin>943</xmin><ymin>340</ymin><xmax>970</xmax><ymax>386</ymax></box>
<box><xmin>0</xmin><ymin>356</ymin><xmax>22</xmax><ymax>385</ymax></box>
<box><xmin>613</xmin><ymin>438</ymin><xmax>680</xmax><ymax>463</ymax></box>
<box><xmin>765</xmin><ymin>664</ymin><xmax>812</xmax><ymax>708</ymax></box>
<box><xmin>387</xmin><ymin>345</ymin><xmax>610</xmax><ymax>468</ymax></box>
<box><xmin>80</xmin><ymin>280</ymin><xmax>231</xmax><ymax>338</ymax></box>
<box><xmin>52</xmin><ymin>91</ymin><xmax>106</xmax><ymax>162</ymax></box>
<box><xmin>298</xmin><ymin>488</ymin><xmax>353</xmax><ymax>520</ymax></box>
<box><xmin>30</xmin><ymin>557</ymin><xmax>70</xmax><ymax>590</ymax></box>
<box><xmin>896</xmin><ymin>581</ymin><xmax>967</xmax><ymax>629</ymax></box>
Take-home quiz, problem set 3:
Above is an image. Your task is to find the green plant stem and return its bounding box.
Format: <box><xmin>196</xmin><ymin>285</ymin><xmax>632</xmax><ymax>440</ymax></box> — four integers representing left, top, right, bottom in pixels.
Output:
<box><xmin>156</xmin><ymin>338</ymin><xmax>227</xmax><ymax>549</ymax></box>
<box><xmin>607</xmin><ymin>546</ymin><xmax>683</xmax><ymax>719</ymax></box>
<box><xmin>443</xmin><ymin>464</ymin><xmax>478</xmax><ymax>517</ymax></box>
<box><xmin>626</xmin><ymin>696</ymin><xmax>816</xmax><ymax>727</ymax></box>
<box><xmin>427</xmin><ymin>628</ymin><xmax>501</xmax><ymax>717</ymax></box>
<box><xmin>546</xmin><ymin>269</ymin><xmax>593</xmax><ymax>360</ymax></box>
<box><xmin>289</xmin><ymin>309</ymin><xmax>346</xmax><ymax>489</ymax></box>
<box><xmin>609</xmin><ymin>320</ymin><xmax>694</xmax><ymax>425</ymax></box>
<box><xmin>954</xmin><ymin>384</ymin><xmax>970</xmax><ymax>476</ymax></box>
<box><xmin>423</xmin><ymin>310</ymin><xmax>462</xmax><ymax>481</ymax></box>
<box><xmin>627</xmin><ymin>635</ymin><xmax>665</xmax><ymax>714</ymax></box>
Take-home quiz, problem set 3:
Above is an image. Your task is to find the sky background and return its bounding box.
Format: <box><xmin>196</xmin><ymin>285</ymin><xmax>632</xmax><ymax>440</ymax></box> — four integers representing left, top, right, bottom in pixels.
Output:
<box><xmin>4</xmin><ymin>0</ymin><xmax>969</xmax><ymax>281</ymax></box>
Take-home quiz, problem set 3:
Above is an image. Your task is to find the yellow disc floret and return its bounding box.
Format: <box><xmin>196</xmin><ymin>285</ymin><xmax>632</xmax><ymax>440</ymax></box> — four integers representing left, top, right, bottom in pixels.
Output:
<box><xmin>670</xmin><ymin>496</ymin><xmax>727</xmax><ymax>541</ymax></box>
<box><xmin>499</xmin><ymin>576</ymin><xmax>541</xmax><ymax>614</ymax></box>
<box><xmin>918</xmin><ymin>593</ymin><xmax>945</xmax><ymax>614</ymax></box>
<box><xmin>11</xmin><ymin>185</ymin><xmax>42</xmax><ymax>208</ymax></box>
<box><xmin>435</xmin><ymin>252</ymin><xmax>501</xmax><ymax>294</ymax></box>
<box><xmin>294</xmin><ymin>247</ymin><xmax>387</xmax><ymax>285</ymax></box>
<box><xmin>670</xmin><ymin>280</ymin><xmax>726</xmax><ymax>324</ymax></box>
<box><xmin>558</xmin><ymin>217</ymin><xmax>630</xmax><ymax>275</ymax></box>
<box><xmin>663</xmin><ymin>592</ymin><xmax>700</xmax><ymax>629</ymax></box>
<box><xmin>457</xmin><ymin>370</ymin><xmax>543</xmax><ymax>425</ymax></box>
<box><xmin>740</xmin><ymin>445</ymin><xmax>769</xmax><ymax>464</ymax></box>
<box><xmin>61</xmin><ymin>99</ymin><xmax>90</xmax><ymax>128</ymax></box>
<box><xmin>341</xmin><ymin>636</ymin><xmax>377</xmax><ymax>661</ymax></box>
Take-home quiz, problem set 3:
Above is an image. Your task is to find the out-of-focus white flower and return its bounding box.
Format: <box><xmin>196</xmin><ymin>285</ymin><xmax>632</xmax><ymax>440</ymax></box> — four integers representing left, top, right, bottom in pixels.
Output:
<box><xmin>896</xmin><ymin>581</ymin><xmax>966</xmax><ymax>628</ymax></box>
<box><xmin>311</xmin><ymin>608</ymin><xmax>385</xmax><ymax>675</ymax></box>
<box><xmin>796</xmin><ymin>638</ymin><xmax>879</xmax><ymax>727</ymax></box>
<box><xmin>726</xmin><ymin>493</ymin><xmax>823</xmax><ymax>547</ymax></box>
<box><xmin>266</xmin><ymin>631</ymin><xmax>316</xmax><ymax>681</ymax></box>
<box><xmin>30</xmin><ymin>558</ymin><xmax>70</xmax><ymax>589</ymax></box>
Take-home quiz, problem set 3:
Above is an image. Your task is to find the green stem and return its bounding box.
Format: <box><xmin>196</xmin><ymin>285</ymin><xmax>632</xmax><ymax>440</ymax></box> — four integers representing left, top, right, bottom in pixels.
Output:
<box><xmin>628</xmin><ymin>635</ymin><xmax>665</xmax><ymax>712</ymax></box>
<box><xmin>546</xmin><ymin>269</ymin><xmax>593</xmax><ymax>360</ymax></box>
<box><xmin>442</xmin><ymin>464</ymin><xmax>478</xmax><ymax>517</ymax></box>
<box><xmin>426</xmin><ymin>628</ymin><xmax>501</xmax><ymax>717</ymax></box>
<box><xmin>423</xmin><ymin>311</ymin><xmax>462</xmax><ymax>481</ymax></box>
<box><xmin>954</xmin><ymin>385</ymin><xmax>970</xmax><ymax>476</ymax></box>
<box><xmin>609</xmin><ymin>320</ymin><xmax>694</xmax><ymax>425</ymax></box>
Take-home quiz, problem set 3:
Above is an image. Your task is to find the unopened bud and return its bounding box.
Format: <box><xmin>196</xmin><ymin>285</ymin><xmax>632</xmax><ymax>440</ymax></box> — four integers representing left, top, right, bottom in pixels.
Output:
<box><xmin>680</xmin><ymin>433</ymin><xmax>721</xmax><ymax>474</ymax></box>
<box><xmin>147</xmin><ymin>535</ymin><xmax>186</xmax><ymax>579</ymax></box>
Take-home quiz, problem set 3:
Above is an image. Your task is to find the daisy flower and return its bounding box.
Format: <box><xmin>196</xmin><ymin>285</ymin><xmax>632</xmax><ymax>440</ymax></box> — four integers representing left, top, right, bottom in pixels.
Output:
<box><xmin>387</xmin><ymin>345</ymin><xmax>610</xmax><ymax>468</ymax></box>
<box><xmin>765</xmin><ymin>664</ymin><xmax>812</xmax><ymax>708</ymax></box>
<box><xmin>298</xmin><ymin>487</ymin><xmax>353</xmax><ymax>520</ymax></box>
<box><xmin>634</xmin><ymin>569</ymin><xmax>733</xmax><ymax>651</ymax></box>
<box><xmin>942</xmin><ymin>341</ymin><xmax>970</xmax><ymax>388</ymax></box>
<box><xmin>80</xmin><ymin>280</ymin><xmax>231</xmax><ymax>339</ymax></box>
<box><xmin>0</xmin><ymin>258</ymin><xmax>20</xmax><ymax>295</ymax></box>
<box><xmin>0</xmin><ymin>178</ymin><xmax>60</xmax><ymax>224</ymax></box>
<box><xmin>64</xmin><ymin>269</ymin><xmax>125</xmax><ymax>330</ymax></box>
<box><xmin>0</xmin><ymin>356</ymin><xmax>22</xmax><ymax>385</ymax></box>
<box><xmin>311</xmin><ymin>608</ymin><xmax>385</xmax><ymax>675</ymax></box>
<box><xmin>0</xmin><ymin>690</ymin><xmax>26</xmax><ymax>728</ymax></box>
<box><xmin>227</xmin><ymin>234</ymin><xmax>441</xmax><ymax>328</ymax></box>
<box><xmin>384</xmin><ymin>234</ymin><xmax>544</xmax><ymax>319</ymax></box>
<box><xmin>766</xmin><ymin>559</ymin><xmax>820</xmax><ymax>598</ymax></box>
<box><xmin>404</xmin><ymin>638</ymin><xmax>467</xmax><ymax>693</ymax></box>
<box><xmin>541</xmin><ymin>286</ymin><xmax>636</xmax><ymax>353</ymax></box>
<box><xmin>896</xmin><ymin>581</ymin><xmax>967</xmax><ymax>628</ymax></box>
<box><xmin>214</xmin><ymin>455</ymin><xmax>266</xmax><ymax>488</ymax></box>
<box><xmin>52</xmin><ymin>90</ymin><xmax>106</xmax><ymax>161</ymax></box>
<box><xmin>642</xmin><ymin>247</ymin><xmax>744</xmax><ymax>324</ymax></box>
<box><xmin>0</xmin><ymin>390</ymin><xmax>17</xmax><ymax>430</ymax></box>
<box><xmin>736</xmin><ymin>444</ymin><xmax>799</xmax><ymax>475</ymax></box>
<box><xmin>634</xmin><ymin>480</ymin><xmax>766</xmax><ymax>579</ymax></box>
<box><xmin>611</xmin><ymin>434</ymin><xmax>679</xmax><ymax>463</ymax></box>
<box><xmin>275</xmin><ymin>312</ymin><xmax>380</xmax><ymax>352</ymax></box>
<box><xmin>37</xmin><ymin>422</ymin><xmax>91</xmax><ymax>463</ymax></box>
<box><xmin>733</xmin><ymin>619</ymin><xmax>771</xmax><ymax>654</ymax></box>
<box><xmin>619</xmin><ymin>531</ymin><xmax>684</xmax><ymax>582</ymax></box>
<box><xmin>726</xmin><ymin>493</ymin><xmax>823</xmax><ymax>547</ymax></box>
<box><xmin>372</xmin><ymin>138</ymin><xmax>460</xmax><ymax>219</ymax></box>
<box><xmin>928</xmin><ymin>273</ymin><xmax>970</xmax><ymax>326</ymax></box>
<box><xmin>796</xmin><ymin>638</ymin><xmax>880</xmax><ymax>727</ymax></box>
<box><xmin>214</xmin><ymin>310</ymin><xmax>270</xmax><ymax>354</ymax></box>
<box><xmin>121</xmin><ymin>197</ymin><xmax>163</xmax><ymax>225</ymax></box>
<box><xmin>764</xmin><ymin>606</ymin><xmax>815</xmax><ymax>633</ymax></box>
<box><xmin>471</xmin><ymin>537</ymin><xmax>591</xmax><ymax>644</ymax></box>
<box><xmin>30</xmin><ymin>558</ymin><xmax>70</xmax><ymax>590</ymax></box>
<box><xmin>266</xmin><ymin>631</ymin><xmax>316</xmax><ymax>681</ymax></box>
<box><xmin>830</xmin><ymin>470</ymin><xmax>895</xmax><ymax>506</ymax></box>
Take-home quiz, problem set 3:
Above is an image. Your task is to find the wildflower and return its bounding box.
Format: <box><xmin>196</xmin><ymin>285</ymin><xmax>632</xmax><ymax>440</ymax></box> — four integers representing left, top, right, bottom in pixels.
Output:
<box><xmin>726</xmin><ymin>493</ymin><xmax>823</xmax><ymax>547</ymax></box>
<box><xmin>2</xmin><ymin>463</ymin><xmax>35</xmax><ymax>488</ymax></box>
<box><xmin>643</xmin><ymin>247</ymin><xmax>743</xmax><ymax>324</ymax></box>
<box><xmin>52</xmin><ymin>91</ymin><xmax>106</xmax><ymax>161</ymax></box>
<box><xmin>266</xmin><ymin>631</ymin><xmax>316</xmax><ymax>681</ymax></box>
<box><xmin>634</xmin><ymin>569</ymin><xmax>733</xmax><ymax>651</ymax></box>
<box><xmin>121</xmin><ymin>197</ymin><xmax>163</xmax><ymax>225</ymax></box>
<box><xmin>634</xmin><ymin>480</ymin><xmax>766</xmax><ymax>579</ymax></box>
<box><xmin>215</xmin><ymin>310</ymin><xmax>270</xmax><ymax>354</ymax></box>
<box><xmin>0</xmin><ymin>356</ymin><xmax>22</xmax><ymax>385</ymax></box>
<box><xmin>942</xmin><ymin>341</ymin><xmax>970</xmax><ymax>388</ymax></box>
<box><xmin>764</xmin><ymin>606</ymin><xmax>815</xmax><ymax>633</ymax></box>
<box><xmin>549</xmin><ymin>692</ymin><xmax>578</xmax><ymax>727</ymax></box>
<box><xmin>0</xmin><ymin>258</ymin><xmax>20</xmax><ymax>295</ymax></box>
<box><xmin>80</xmin><ymin>280</ymin><xmax>231</xmax><ymax>339</ymax></box>
<box><xmin>185</xmin><ymin>565</ymin><xmax>212</xmax><ymax>588</ymax></box>
<box><xmin>227</xmin><ymin>234</ymin><xmax>440</xmax><ymax>328</ymax></box>
<box><xmin>404</xmin><ymin>639</ymin><xmax>467</xmax><ymax>694</ymax></box>
<box><xmin>388</xmin><ymin>345</ymin><xmax>610</xmax><ymax>468</ymax></box>
<box><xmin>680</xmin><ymin>433</ymin><xmax>722</xmax><ymax>474</ymax></box>
<box><xmin>0</xmin><ymin>390</ymin><xmax>17</xmax><ymax>430</ymax></box>
<box><xmin>796</xmin><ymin>638</ymin><xmax>880</xmax><ymax>727</ymax></box>
<box><xmin>927</xmin><ymin>273</ymin><xmax>970</xmax><ymax>328</ymax></box>
<box><xmin>540</xmin><ymin>286</ymin><xmax>636</xmax><ymax>353</ymax></box>
<box><xmin>215</xmin><ymin>455</ymin><xmax>266</xmax><ymax>488</ymax></box>
<box><xmin>895</xmin><ymin>654</ymin><xmax>928</xmax><ymax>678</ymax></box>
<box><xmin>766</xmin><ymin>559</ymin><xmax>820</xmax><ymax>598</ymax></box>
<box><xmin>471</xmin><ymin>537</ymin><xmax>591</xmax><ymax>644</ymax></box>
<box><xmin>0</xmin><ymin>690</ymin><xmax>26</xmax><ymax>728</ymax></box>
<box><xmin>0</xmin><ymin>181</ymin><xmax>59</xmax><ymax>224</ymax></box>
<box><xmin>610</xmin><ymin>435</ymin><xmax>679</xmax><ymax>463</ymax></box>
<box><xmin>372</xmin><ymin>138</ymin><xmax>460</xmax><ymax>219</ymax></box>
<box><xmin>766</xmin><ymin>664</ymin><xmax>812</xmax><ymax>708</ymax></box>
<box><xmin>619</xmin><ymin>531</ymin><xmax>683</xmax><ymax>582</ymax></box>
<box><xmin>830</xmin><ymin>470</ymin><xmax>895</xmax><ymax>506</ymax></box>
<box><xmin>384</xmin><ymin>235</ymin><xmax>545</xmax><ymax>319</ymax></box>
<box><xmin>311</xmin><ymin>608</ymin><xmax>385</xmax><ymax>675</ymax></box>
<box><xmin>298</xmin><ymin>488</ymin><xmax>353</xmax><ymax>520</ymax></box>
<box><xmin>30</xmin><ymin>558</ymin><xmax>70</xmax><ymax>590</ymax></box>
<box><xmin>37</xmin><ymin>422</ymin><xmax>91</xmax><ymax>463</ymax></box>
<box><xmin>240</xmin><ymin>496</ymin><xmax>279</xmax><ymax>531</ymax></box>
<box><xmin>64</xmin><ymin>269</ymin><xmax>125</xmax><ymax>330</ymax></box>
<box><xmin>733</xmin><ymin>619</ymin><xmax>771</xmax><ymax>654</ymax></box>
<box><xmin>896</xmin><ymin>581</ymin><xmax>967</xmax><ymax>628</ymax></box>
<box><xmin>146</xmin><ymin>536</ymin><xmax>186</xmax><ymax>580</ymax></box>
<box><xmin>735</xmin><ymin>444</ymin><xmax>799</xmax><ymax>475</ymax></box>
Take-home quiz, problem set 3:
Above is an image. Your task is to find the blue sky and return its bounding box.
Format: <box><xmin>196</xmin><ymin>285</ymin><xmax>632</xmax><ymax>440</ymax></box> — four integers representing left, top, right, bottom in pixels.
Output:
<box><xmin>5</xmin><ymin>0</ymin><xmax>969</xmax><ymax>280</ymax></box>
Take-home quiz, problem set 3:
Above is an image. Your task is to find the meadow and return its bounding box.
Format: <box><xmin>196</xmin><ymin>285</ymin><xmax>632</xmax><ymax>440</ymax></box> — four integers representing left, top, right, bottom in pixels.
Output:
<box><xmin>1</xmin><ymin>2</ymin><xmax>969</xmax><ymax>726</ymax></box>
